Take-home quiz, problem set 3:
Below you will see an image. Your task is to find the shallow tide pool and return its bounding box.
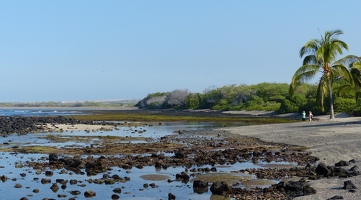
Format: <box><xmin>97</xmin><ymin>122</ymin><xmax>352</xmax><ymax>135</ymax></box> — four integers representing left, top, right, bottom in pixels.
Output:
<box><xmin>0</xmin><ymin>152</ymin><xmax>295</xmax><ymax>200</ymax></box>
<box><xmin>0</xmin><ymin>121</ymin><xmax>296</xmax><ymax>199</ymax></box>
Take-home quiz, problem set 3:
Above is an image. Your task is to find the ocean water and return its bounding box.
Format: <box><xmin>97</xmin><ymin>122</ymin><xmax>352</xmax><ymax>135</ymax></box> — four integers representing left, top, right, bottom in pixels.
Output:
<box><xmin>0</xmin><ymin>108</ymin><xmax>83</xmax><ymax>117</ymax></box>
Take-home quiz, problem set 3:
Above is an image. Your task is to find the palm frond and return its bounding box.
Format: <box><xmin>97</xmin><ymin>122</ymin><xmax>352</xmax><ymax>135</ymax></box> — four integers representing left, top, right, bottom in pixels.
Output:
<box><xmin>332</xmin><ymin>64</ymin><xmax>353</xmax><ymax>83</ymax></box>
<box><xmin>335</xmin><ymin>84</ymin><xmax>353</xmax><ymax>96</ymax></box>
<box><xmin>350</xmin><ymin>62</ymin><xmax>361</xmax><ymax>71</ymax></box>
<box><xmin>293</xmin><ymin>64</ymin><xmax>318</xmax><ymax>76</ymax></box>
<box><xmin>302</xmin><ymin>55</ymin><xmax>317</xmax><ymax>65</ymax></box>
<box><xmin>335</xmin><ymin>55</ymin><xmax>361</xmax><ymax>67</ymax></box>
<box><xmin>350</xmin><ymin>63</ymin><xmax>361</xmax><ymax>87</ymax></box>
<box><xmin>330</xmin><ymin>29</ymin><xmax>344</xmax><ymax>36</ymax></box>
<box><xmin>289</xmin><ymin>64</ymin><xmax>319</xmax><ymax>95</ymax></box>
<box><xmin>300</xmin><ymin>39</ymin><xmax>319</xmax><ymax>57</ymax></box>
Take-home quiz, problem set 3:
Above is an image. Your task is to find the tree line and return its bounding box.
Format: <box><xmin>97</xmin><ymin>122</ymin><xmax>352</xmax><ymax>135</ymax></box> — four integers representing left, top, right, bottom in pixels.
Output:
<box><xmin>135</xmin><ymin>82</ymin><xmax>360</xmax><ymax>116</ymax></box>
<box><xmin>137</xmin><ymin>29</ymin><xmax>361</xmax><ymax>117</ymax></box>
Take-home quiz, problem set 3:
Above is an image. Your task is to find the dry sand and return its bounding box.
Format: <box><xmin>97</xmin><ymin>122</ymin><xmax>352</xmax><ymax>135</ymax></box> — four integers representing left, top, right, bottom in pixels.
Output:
<box><xmin>45</xmin><ymin>124</ymin><xmax>114</xmax><ymax>132</ymax></box>
<box><xmin>220</xmin><ymin>113</ymin><xmax>361</xmax><ymax>200</ymax></box>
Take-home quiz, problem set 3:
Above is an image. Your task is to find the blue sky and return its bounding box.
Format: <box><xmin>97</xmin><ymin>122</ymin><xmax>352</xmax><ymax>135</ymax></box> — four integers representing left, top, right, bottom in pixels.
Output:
<box><xmin>1</xmin><ymin>1</ymin><xmax>361</xmax><ymax>102</ymax></box>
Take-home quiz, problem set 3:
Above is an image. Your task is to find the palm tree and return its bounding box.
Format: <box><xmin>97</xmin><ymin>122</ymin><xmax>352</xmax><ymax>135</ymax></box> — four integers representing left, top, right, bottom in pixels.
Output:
<box><xmin>336</xmin><ymin>61</ymin><xmax>361</xmax><ymax>102</ymax></box>
<box><xmin>289</xmin><ymin>29</ymin><xmax>356</xmax><ymax>119</ymax></box>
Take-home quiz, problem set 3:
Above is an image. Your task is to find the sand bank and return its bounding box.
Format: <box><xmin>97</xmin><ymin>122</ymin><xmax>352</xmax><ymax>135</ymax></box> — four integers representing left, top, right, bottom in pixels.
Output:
<box><xmin>220</xmin><ymin>116</ymin><xmax>361</xmax><ymax>199</ymax></box>
<box><xmin>45</xmin><ymin>124</ymin><xmax>114</xmax><ymax>132</ymax></box>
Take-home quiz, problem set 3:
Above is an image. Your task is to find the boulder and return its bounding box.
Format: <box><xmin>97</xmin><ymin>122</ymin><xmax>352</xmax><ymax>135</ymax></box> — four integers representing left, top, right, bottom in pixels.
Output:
<box><xmin>84</xmin><ymin>190</ymin><xmax>96</xmax><ymax>198</ymax></box>
<box><xmin>335</xmin><ymin>160</ymin><xmax>350</xmax><ymax>166</ymax></box>
<box><xmin>168</xmin><ymin>193</ymin><xmax>176</xmax><ymax>200</ymax></box>
<box><xmin>193</xmin><ymin>180</ymin><xmax>208</xmax><ymax>188</ymax></box>
<box><xmin>49</xmin><ymin>153</ymin><xmax>58</xmax><ymax>162</ymax></box>
<box><xmin>45</xmin><ymin>171</ymin><xmax>53</xmax><ymax>177</ymax></box>
<box><xmin>277</xmin><ymin>180</ymin><xmax>316</xmax><ymax>197</ymax></box>
<box><xmin>303</xmin><ymin>185</ymin><xmax>317</xmax><ymax>195</ymax></box>
<box><xmin>327</xmin><ymin>195</ymin><xmax>344</xmax><ymax>199</ymax></box>
<box><xmin>174</xmin><ymin>150</ymin><xmax>185</xmax><ymax>158</ymax></box>
<box><xmin>343</xmin><ymin>180</ymin><xmax>357</xmax><ymax>190</ymax></box>
<box><xmin>210</xmin><ymin>181</ymin><xmax>232</xmax><ymax>195</ymax></box>
<box><xmin>193</xmin><ymin>186</ymin><xmax>208</xmax><ymax>194</ymax></box>
<box><xmin>50</xmin><ymin>183</ymin><xmax>59</xmax><ymax>192</ymax></box>
<box><xmin>70</xmin><ymin>190</ymin><xmax>81</xmax><ymax>195</ymax></box>
<box><xmin>193</xmin><ymin>180</ymin><xmax>208</xmax><ymax>194</ymax></box>
<box><xmin>347</xmin><ymin>165</ymin><xmax>361</xmax><ymax>176</ymax></box>
<box><xmin>316</xmin><ymin>162</ymin><xmax>329</xmax><ymax>176</ymax></box>
<box><xmin>285</xmin><ymin>181</ymin><xmax>309</xmax><ymax>191</ymax></box>
<box><xmin>113</xmin><ymin>188</ymin><xmax>121</xmax><ymax>194</ymax></box>
<box><xmin>328</xmin><ymin>166</ymin><xmax>347</xmax><ymax>178</ymax></box>
<box><xmin>41</xmin><ymin>178</ymin><xmax>51</xmax><ymax>184</ymax></box>
<box><xmin>175</xmin><ymin>172</ymin><xmax>189</xmax><ymax>183</ymax></box>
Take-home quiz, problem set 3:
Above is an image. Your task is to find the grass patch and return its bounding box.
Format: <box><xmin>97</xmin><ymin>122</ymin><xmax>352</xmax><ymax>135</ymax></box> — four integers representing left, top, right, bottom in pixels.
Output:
<box><xmin>2</xmin><ymin>146</ymin><xmax>59</xmax><ymax>154</ymax></box>
<box><xmin>69</xmin><ymin>110</ymin><xmax>297</xmax><ymax>124</ymax></box>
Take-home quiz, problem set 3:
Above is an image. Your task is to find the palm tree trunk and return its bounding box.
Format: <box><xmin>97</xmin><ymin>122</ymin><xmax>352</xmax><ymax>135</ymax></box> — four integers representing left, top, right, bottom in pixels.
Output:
<box><xmin>328</xmin><ymin>80</ymin><xmax>335</xmax><ymax>119</ymax></box>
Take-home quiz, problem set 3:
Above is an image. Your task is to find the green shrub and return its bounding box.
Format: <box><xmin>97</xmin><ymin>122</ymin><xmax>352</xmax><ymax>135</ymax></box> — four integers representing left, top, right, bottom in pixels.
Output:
<box><xmin>334</xmin><ymin>97</ymin><xmax>356</xmax><ymax>113</ymax></box>
<box><xmin>184</xmin><ymin>93</ymin><xmax>201</xmax><ymax>109</ymax></box>
<box><xmin>278</xmin><ymin>94</ymin><xmax>307</xmax><ymax>113</ymax></box>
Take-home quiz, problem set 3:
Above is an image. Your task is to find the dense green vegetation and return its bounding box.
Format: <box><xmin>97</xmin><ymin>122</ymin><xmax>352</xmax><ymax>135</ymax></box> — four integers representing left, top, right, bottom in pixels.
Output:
<box><xmin>136</xmin><ymin>81</ymin><xmax>361</xmax><ymax>116</ymax></box>
<box><xmin>136</xmin><ymin>79</ymin><xmax>361</xmax><ymax>115</ymax></box>
<box><xmin>137</xmin><ymin>29</ymin><xmax>361</xmax><ymax>117</ymax></box>
<box><xmin>136</xmin><ymin>83</ymin><xmax>288</xmax><ymax>111</ymax></box>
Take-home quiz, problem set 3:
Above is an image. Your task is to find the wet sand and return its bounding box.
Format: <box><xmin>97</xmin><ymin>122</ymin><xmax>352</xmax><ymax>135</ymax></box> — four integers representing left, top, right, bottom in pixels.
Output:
<box><xmin>220</xmin><ymin>115</ymin><xmax>361</xmax><ymax>200</ymax></box>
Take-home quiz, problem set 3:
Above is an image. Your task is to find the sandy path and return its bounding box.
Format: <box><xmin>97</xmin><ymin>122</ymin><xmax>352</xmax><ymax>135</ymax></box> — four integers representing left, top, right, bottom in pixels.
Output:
<box><xmin>220</xmin><ymin>117</ymin><xmax>361</xmax><ymax>200</ymax></box>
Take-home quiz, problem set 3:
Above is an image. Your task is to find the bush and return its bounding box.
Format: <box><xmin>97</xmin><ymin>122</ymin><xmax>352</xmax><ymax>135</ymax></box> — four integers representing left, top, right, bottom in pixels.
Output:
<box><xmin>184</xmin><ymin>93</ymin><xmax>201</xmax><ymax>109</ymax></box>
<box><xmin>278</xmin><ymin>94</ymin><xmax>307</xmax><ymax>113</ymax></box>
<box><xmin>146</xmin><ymin>96</ymin><xmax>166</xmax><ymax>109</ymax></box>
<box><xmin>165</xmin><ymin>89</ymin><xmax>189</xmax><ymax>108</ymax></box>
<box><xmin>352</xmin><ymin>103</ymin><xmax>361</xmax><ymax>116</ymax></box>
<box><xmin>333</xmin><ymin>97</ymin><xmax>356</xmax><ymax>113</ymax></box>
<box><xmin>278</xmin><ymin>99</ymin><xmax>298</xmax><ymax>113</ymax></box>
<box><xmin>136</xmin><ymin>92</ymin><xmax>168</xmax><ymax>109</ymax></box>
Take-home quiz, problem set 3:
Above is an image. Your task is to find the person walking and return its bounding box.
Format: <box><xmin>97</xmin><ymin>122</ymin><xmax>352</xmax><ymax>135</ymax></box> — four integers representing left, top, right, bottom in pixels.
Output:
<box><xmin>302</xmin><ymin>111</ymin><xmax>306</xmax><ymax>121</ymax></box>
<box><xmin>309</xmin><ymin>111</ymin><xmax>313</xmax><ymax>121</ymax></box>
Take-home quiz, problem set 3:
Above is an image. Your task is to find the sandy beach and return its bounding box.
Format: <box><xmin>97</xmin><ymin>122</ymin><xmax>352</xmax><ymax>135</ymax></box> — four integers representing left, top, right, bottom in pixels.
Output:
<box><xmin>220</xmin><ymin>114</ymin><xmax>361</xmax><ymax>199</ymax></box>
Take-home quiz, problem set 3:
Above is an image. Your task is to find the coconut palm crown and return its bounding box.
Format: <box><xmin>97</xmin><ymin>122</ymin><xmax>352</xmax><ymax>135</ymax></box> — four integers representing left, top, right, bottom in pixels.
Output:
<box><xmin>289</xmin><ymin>29</ymin><xmax>357</xmax><ymax>119</ymax></box>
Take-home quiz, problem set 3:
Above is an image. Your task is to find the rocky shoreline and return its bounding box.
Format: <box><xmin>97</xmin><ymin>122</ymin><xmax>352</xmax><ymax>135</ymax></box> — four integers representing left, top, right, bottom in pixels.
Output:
<box><xmin>1</xmin><ymin>111</ymin><xmax>360</xmax><ymax>199</ymax></box>
<box><xmin>11</xmin><ymin>127</ymin><xmax>361</xmax><ymax>200</ymax></box>
<box><xmin>14</xmin><ymin>129</ymin><xmax>319</xmax><ymax>200</ymax></box>
<box><xmin>221</xmin><ymin>117</ymin><xmax>361</xmax><ymax>200</ymax></box>
<box><xmin>0</xmin><ymin>116</ymin><xmax>117</xmax><ymax>135</ymax></box>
